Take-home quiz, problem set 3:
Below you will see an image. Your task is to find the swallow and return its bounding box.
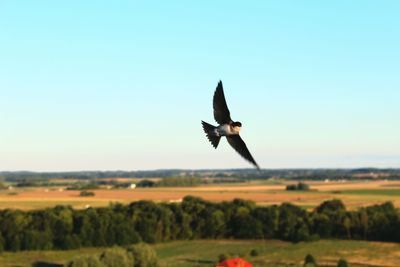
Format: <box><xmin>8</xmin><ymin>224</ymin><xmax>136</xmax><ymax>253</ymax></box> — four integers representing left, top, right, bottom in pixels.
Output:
<box><xmin>201</xmin><ymin>81</ymin><xmax>260</xmax><ymax>169</ymax></box>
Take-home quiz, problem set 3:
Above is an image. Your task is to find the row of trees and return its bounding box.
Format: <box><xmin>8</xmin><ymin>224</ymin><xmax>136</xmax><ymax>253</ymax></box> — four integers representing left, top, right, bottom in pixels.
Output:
<box><xmin>0</xmin><ymin>196</ymin><xmax>399</xmax><ymax>252</ymax></box>
<box><xmin>286</xmin><ymin>182</ymin><xmax>310</xmax><ymax>191</ymax></box>
<box><xmin>0</xmin><ymin>170</ymin><xmax>183</xmax><ymax>181</ymax></box>
<box><xmin>4</xmin><ymin>168</ymin><xmax>400</xmax><ymax>182</ymax></box>
<box><xmin>137</xmin><ymin>177</ymin><xmax>203</xmax><ymax>187</ymax></box>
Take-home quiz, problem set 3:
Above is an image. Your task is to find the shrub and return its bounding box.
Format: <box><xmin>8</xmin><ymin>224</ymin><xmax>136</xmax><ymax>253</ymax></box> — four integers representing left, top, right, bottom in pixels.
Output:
<box><xmin>250</xmin><ymin>249</ymin><xmax>259</xmax><ymax>257</ymax></box>
<box><xmin>67</xmin><ymin>255</ymin><xmax>106</xmax><ymax>267</ymax></box>
<box><xmin>99</xmin><ymin>247</ymin><xmax>134</xmax><ymax>267</ymax></box>
<box><xmin>337</xmin><ymin>258</ymin><xmax>349</xmax><ymax>267</ymax></box>
<box><xmin>218</xmin><ymin>254</ymin><xmax>228</xmax><ymax>262</ymax></box>
<box><xmin>79</xmin><ymin>190</ymin><xmax>95</xmax><ymax>197</ymax></box>
<box><xmin>126</xmin><ymin>243</ymin><xmax>158</xmax><ymax>267</ymax></box>
<box><xmin>304</xmin><ymin>253</ymin><xmax>317</xmax><ymax>267</ymax></box>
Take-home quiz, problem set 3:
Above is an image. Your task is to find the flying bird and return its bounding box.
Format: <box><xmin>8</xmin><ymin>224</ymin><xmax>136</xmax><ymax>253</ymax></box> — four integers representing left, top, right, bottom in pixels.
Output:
<box><xmin>201</xmin><ymin>81</ymin><xmax>260</xmax><ymax>169</ymax></box>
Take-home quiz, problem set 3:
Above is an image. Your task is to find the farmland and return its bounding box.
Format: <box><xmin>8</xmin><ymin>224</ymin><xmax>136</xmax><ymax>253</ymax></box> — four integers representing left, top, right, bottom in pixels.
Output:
<box><xmin>1</xmin><ymin>239</ymin><xmax>400</xmax><ymax>267</ymax></box>
<box><xmin>0</xmin><ymin>176</ymin><xmax>400</xmax><ymax>267</ymax></box>
<box><xmin>1</xmin><ymin>180</ymin><xmax>400</xmax><ymax>210</ymax></box>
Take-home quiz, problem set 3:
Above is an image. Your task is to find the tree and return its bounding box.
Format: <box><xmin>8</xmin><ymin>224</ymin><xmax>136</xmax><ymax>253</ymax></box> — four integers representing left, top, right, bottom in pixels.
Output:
<box><xmin>171</xmin><ymin>206</ymin><xmax>193</xmax><ymax>239</ymax></box>
<box><xmin>181</xmin><ymin>196</ymin><xmax>207</xmax><ymax>239</ymax></box>
<box><xmin>365</xmin><ymin>202</ymin><xmax>398</xmax><ymax>241</ymax></box>
<box><xmin>278</xmin><ymin>203</ymin><xmax>310</xmax><ymax>242</ymax></box>
<box><xmin>314</xmin><ymin>199</ymin><xmax>348</xmax><ymax>238</ymax></box>
<box><xmin>316</xmin><ymin>199</ymin><xmax>345</xmax><ymax>214</ymax></box>
<box><xmin>295</xmin><ymin>221</ymin><xmax>311</xmax><ymax>242</ymax></box>
<box><xmin>114</xmin><ymin>221</ymin><xmax>141</xmax><ymax>246</ymax></box>
<box><xmin>231</xmin><ymin>207</ymin><xmax>263</xmax><ymax>239</ymax></box>
<box><xmin>312</xmin><ymin>213</ymin><xmax>332</xmax><ymax>238</ymax></box>
<box><xmin>131</xmin><ymin>201</ymin><xmax>162</xmax><ymax>243</ymax></box>
<box><xmin>0</xmin><ymin>210</ymin><xmax>28</xmax><ymax>251</ymax></box>
<box><xmin>74</xmin><ymin>211</ymin><xmax>95</xmax><ymax>247</ymax></box>
<box><xmin>253</xmin><ymin>206</ymin><xmax>279</xmax><ymax>238</ymax></box>
<box><xmin>51</xmin><ymin>206</ymin><xmax>75</xmax><ymax>249</ymax></box>
<box><xmin>22</xmin><ymin>230</ymin><xmax>47</xmax><ymax>250</ymax></box>
<box><xmin>202</xmin><ymin>209</ymin><xmax>226</xmax><ymax>238</ymax></box>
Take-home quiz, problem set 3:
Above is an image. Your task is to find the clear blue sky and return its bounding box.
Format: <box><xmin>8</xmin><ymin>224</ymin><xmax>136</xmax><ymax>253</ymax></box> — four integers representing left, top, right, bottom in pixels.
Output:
<box><xmin>1</xmin><ymin>1</ymin><xmax>399</xmax><ymax>171</ymax></box>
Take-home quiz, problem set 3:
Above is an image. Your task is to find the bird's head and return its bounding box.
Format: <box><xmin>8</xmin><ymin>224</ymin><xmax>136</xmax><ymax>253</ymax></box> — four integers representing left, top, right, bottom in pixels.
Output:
<box><xmin>232</xmin><ymin>121</ymin><xmax>242</xmax><ymax>133</ymax></box>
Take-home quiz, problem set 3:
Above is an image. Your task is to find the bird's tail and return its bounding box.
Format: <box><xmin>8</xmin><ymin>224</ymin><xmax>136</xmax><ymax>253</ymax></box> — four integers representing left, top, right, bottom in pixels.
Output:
<box><xmin>201</xmin><ymin>121</ymin><xmax>221</xmax><ymax>149</ymax></box>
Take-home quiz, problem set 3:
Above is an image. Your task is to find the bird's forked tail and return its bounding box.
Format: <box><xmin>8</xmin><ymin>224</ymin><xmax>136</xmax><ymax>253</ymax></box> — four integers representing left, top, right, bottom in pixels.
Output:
<box><xmin>201</xmin><ymin>121</ymin><xmax>221</xmax><ymax>148</ymax></box>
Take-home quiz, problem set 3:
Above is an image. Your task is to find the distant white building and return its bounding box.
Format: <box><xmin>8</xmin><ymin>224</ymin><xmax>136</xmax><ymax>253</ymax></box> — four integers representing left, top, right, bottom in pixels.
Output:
<box><xmin>169</xmin><ymin>198</ymin><xmax>183</xmax><ymax>203</ymax></box>
<box><xmin>129</xmin><ymin>184</ymin><xmax>136</xmax><ymax>189</ymax></box>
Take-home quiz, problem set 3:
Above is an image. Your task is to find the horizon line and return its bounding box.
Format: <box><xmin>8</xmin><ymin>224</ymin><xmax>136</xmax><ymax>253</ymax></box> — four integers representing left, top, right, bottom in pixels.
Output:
<box><xmin>1</xmin><ymin>167</ymin><xmax>400</xmax><ymax>173</ymax></box>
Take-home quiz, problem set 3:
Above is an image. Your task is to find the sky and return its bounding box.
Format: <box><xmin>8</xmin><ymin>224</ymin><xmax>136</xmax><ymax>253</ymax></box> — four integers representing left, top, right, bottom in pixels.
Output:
<box><xmin>1</xmin><ymin>1</ymin><xmax>400</xmax><ymax>171</ymax></box>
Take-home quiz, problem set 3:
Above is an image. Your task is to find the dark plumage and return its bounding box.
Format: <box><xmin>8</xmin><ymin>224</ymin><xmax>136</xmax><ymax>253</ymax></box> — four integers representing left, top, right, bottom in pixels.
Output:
<box><xmin>201</xmin><ymin>81</ymin><xmax>260</xmax><ymax>169</ymax></box>
<box><xmin>213</xmin><ymin>81</ymin><xmax>232</xmax><ymax>125</ymax></box>
<box><xmin>201</xmin><ymin>120</ymin><xmax>220</xmax><ymax>148</ymax></box>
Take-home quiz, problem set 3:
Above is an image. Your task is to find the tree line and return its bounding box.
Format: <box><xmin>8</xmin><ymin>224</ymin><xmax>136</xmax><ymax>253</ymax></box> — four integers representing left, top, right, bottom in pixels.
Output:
<box><xmin>3</xmin><ymin>168</ymin><xmax>400</xmax><ymax>182</ymax></box>
<box><xmin>0</xmin><ymin>197</ymin><xmax>399</xmax><ymax>252</ymax></box>
<box><xmin>137</xmin><ymin>177</ymin><xmax>203</xmax><ymax>187</ymax></box>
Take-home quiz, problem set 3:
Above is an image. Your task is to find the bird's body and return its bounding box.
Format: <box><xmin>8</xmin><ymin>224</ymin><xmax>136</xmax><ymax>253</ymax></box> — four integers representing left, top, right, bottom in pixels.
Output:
<box><xmin>201</xmin><ymin>81</ymin><xmax>260</xmax><ymax>169</ymax></box>
<box><xmin>216</xmin><ymin>124</ymin><xmax>241</xmax><ymax>136</ymax></box>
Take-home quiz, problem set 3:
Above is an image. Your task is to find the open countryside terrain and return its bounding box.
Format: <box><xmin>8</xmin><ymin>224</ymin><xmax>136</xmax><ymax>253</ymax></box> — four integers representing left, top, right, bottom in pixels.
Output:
<box><xmin>0</xmin><ymin>175</ymin><xmax>399</xmax><ymax>267</ymax></box>
<box><xmin>0</xmin><ymin>240</ymin><xmax>400</xmax><ymax>267</ymax></box>
<box><xmin>0</xmin><ymin>180</ymin><xmax>400</xmax><ymax>210</ymax></box>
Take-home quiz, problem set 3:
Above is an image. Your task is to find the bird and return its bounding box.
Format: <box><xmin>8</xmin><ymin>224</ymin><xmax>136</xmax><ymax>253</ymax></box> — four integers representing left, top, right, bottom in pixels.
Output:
<box><xmin>201</xmin><ymin>81</ymin><xmax>260</xmax><ymax>169</ymax></box>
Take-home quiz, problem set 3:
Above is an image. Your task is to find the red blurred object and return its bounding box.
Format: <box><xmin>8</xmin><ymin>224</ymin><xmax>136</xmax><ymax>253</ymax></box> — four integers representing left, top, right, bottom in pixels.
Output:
<box><xmin>216</xmin><ymin>258</ymin><xmax>253</xmax><ymax>267</ymax></box>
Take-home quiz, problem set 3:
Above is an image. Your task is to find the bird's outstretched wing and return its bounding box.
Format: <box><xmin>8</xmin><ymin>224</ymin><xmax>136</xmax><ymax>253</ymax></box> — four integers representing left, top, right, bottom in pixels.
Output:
<box><xmin>227</xmin><ymin>135</ymin><xmax>260</xmax><ymax>169</ymax></box>
<box><xmin>213</xmin><ymin>81</ymin><xmax>232</xmax><ymax>124</ymax></box>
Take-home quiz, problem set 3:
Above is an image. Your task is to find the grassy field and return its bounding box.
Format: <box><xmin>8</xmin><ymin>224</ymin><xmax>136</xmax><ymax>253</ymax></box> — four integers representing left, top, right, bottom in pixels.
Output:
<box><xmin>1</xmin><ymin>180</ymin><xmax>400</xmax><ymax>210</ymax></box>
<box><xmin>0</xmin><ymin>239</ymin><xmax>400</xmax><ymax>267</ymax></box>
<box><xmin>338</xmin><ymin>189</ymin><xmax>400</xmax><ymax>196</ymax></box>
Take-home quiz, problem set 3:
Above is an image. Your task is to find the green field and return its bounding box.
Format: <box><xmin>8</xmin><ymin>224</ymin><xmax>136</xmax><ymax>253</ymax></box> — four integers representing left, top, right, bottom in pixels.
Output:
<box><xmin>336</xmin><ymin>189</ymin><xmax>400</xmax><ymax>196</ymax></box>
<box><xmin>1</xmin><ymin>240</ymin><xmax>400</xmax><ymax>267</ymax></box>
